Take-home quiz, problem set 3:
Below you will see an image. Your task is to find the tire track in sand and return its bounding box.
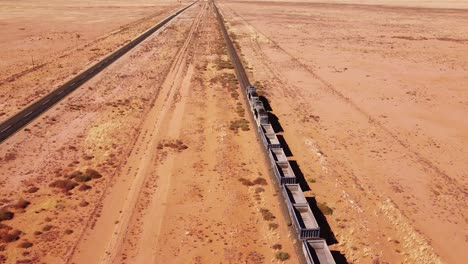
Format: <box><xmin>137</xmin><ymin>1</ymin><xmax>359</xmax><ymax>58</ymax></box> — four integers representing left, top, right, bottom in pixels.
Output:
<box><xmin>102</xmin><ymin>2</ymin><xmax>206</xmax><ymax>263</ymax></box>
<box><xmin>67</xmin><ymin>3</ymin><xmax>202</xmax><ymax>263</ymax></box>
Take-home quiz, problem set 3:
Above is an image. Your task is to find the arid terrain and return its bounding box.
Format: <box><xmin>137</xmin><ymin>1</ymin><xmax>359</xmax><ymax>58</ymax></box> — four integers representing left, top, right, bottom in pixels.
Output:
<box><xmin>0</xmin><ymin>0</ymin><xmax>298</xmax><ymax>263</ymax></box>
<box><xmin>0</xmin><ymin>0</ymin><xmax>467</xmax><ymax>263</ymax></box>
<box><xmin>218</xmin><ymin>0</ymin><xmax>468</xmax><ymax>263</ymax></box>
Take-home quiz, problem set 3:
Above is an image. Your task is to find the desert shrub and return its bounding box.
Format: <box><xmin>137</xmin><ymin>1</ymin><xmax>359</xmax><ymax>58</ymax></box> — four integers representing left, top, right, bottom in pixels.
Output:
<box><xmin>318</xmin><ymin>202</ymin><xmax>333</xmax><ymax>215</ymax></box>
<box><xmin>268</xmin><ymin>223</ymin><xmax>279</xmax><ymax>230</ymax></box>
<box><xmin>49</xmin><ymin>179</ymin><xmax>78</xmax><ymax>191</ymax></box>
<box><xmin>216</xmin><ymin>59</ymin><xmax>234</xmax><ymax>70</ymax></box>
<box><xmin>78</xmin><ymin>184</ymin><xmax>91</xmax><ymax>191</ymax></box>
<box><xmin>67</xmin><ymin>170</ymin><xmax>83</xmax><ymax>179</ymax></box>
<box><xmin>275</xmin><ymin>251</ymin><xmax>290</xmax><ymax>261</ymax></box>
<box><xmin>74</xmin><ymin>174</ymin><xmax>93</xmax><ymax>182</ymax></box>
<box><xmin>0</xmin><ymin>209</ymin><xmax>13</xmax><ymax>222</ymax></box>
<box><xmin>238</xmin><ymin>178</ymin><xmax>254</xmax><ymax>186</ymax></box>
<box><xmin>272</xmin><ymin>243</ymin><xmax>282</xmax><ymax>250</ymax></box>
<box><xmin>73</xmin><ymin>169</ymin><xmax>102</xmax><ymax>182</ymax></box>
<box><xmin>253</xmin><ymin>177</ymin><xmax>267</xmax><ymax>185</ymax></box>
<box><xmin>64</xmin><ymin>229</ymin><xmax>73</xmax><ymax>235</ymax></box>
<box><xmin>259</xmin><ymin>208</ymin><xmax>275</xmax><ymax>221</ymax></box>
<box><xmin>14</xmin><ymin>198</ymin><xmax>30</xmax><ymax>209</ymax></box>
<box><xmin>84</xmin><ymin>169</ymin><xmax>102</xmax><ymax>179</ymax></box>
<box><xmin>0</xmin><ymin>229</ymin><xmax>21</xmax><ymax>243</ymax></box>
<box><xmin>229</xmin><ymin>119</ymin><xmax>250</xmax><ymax>132</ymax></box>
<box><xmin>308</xmin><ymin>178</ymin><xmax>316</xmax><ymax>183</ymax></box>
<box><xmin>254</xmin><ymin>187</ymin><xmax>265</xmax><ymax>194</ymax></box>
<box><xmin>79</xmin><ymin>201</ymin><xmax>89</xmax><ymax>207</ymax></box>
<box><xmin>42</xmin><ymin>225</ymin><xmax>53</xmax><ymax>232</ymax></box>
<box><xmin>18</xmin><ymin>241</ymin><xmax>33</xmax><ymax>248</ymax></box>
<box><xmin>24</xmin><ymin>186</ymin><xmax>39</xmax><ymax>193</ymax></box>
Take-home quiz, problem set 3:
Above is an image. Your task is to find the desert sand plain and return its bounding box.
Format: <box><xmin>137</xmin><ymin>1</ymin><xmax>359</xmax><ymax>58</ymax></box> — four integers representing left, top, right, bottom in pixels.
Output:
<box><xmin>218</xmin><ymin>0</ymin><xmax>468</xmax><ymax>263</ymax></box>
<box><xmin>0</xmin><ymin>0</ymin><xmax>467</xmax><ymax>263</ymax></box>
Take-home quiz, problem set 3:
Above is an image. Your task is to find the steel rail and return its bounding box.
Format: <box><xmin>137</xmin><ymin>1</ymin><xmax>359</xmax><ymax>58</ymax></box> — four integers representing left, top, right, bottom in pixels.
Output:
<box><xmin>0</xmin><ymin>1</ymin><xmax>198</xmax><ymax>143</ymax></box>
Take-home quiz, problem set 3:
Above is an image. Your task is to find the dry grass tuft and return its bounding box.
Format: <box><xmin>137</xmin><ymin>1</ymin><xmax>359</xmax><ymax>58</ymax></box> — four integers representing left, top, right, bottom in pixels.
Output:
<box><xmin>14</xmin><ymin>198</ymin><xmax>30</xmax><ymax>209</ymax></box>
<box><xmin>0</xmin><ymin>229</ymin><xmax>21</xmax><ymax>243</ymax></box>
<box><xmin>275</xmin><ymin>251</ymin><xmax>290</xmax><ymax>261</ymax></box>
<box><xmin>269</xmin><ymin>223</ymin><xmax>279</xmax><ymax>230</ymax></box>
<box><xmin>49</xmin><ymin>179</ymin><xmax>78</xmax><ymax>192</ymax></box>
<box><xmin>18</xmin><ymin>241</ymin><xmax>33</xmax><ymax>248</ymax></box>
<box><xmin>239</xmin><ymin>178</ymin><xmax>254</xmax><ymax>186</ymax></box>
<box><xmin>0</xmin><ymin>210</ymin><xmax>14</xmax><ymax>222</ymax></box>
<box><xmin>78</xmin><ymin>184</ymin><xmax>91</xmax><ymax>191</ymax></box>
<box><xmin>229</xmin><ymin>119</ymin><xmax>249</xmax><ymax>132</ymax></box>
<box><xmin>318</xmin><ymin>202</ymin><xmax>333</xmax><ymax>215</ymax></box>
<box><xmin>272</xmin><ymin>243</ymin><xmax>282</xmax><ymax>250</ymax></box>
<box><xmin>252</xmin><ymin>177</ymin><xmax>267</xmax><ymax>185</ymax></box>
<box><xmin>260</xmin><ymin>208</ymin><xmax>276</xmax><ymax>221</ymax></box>
<box><xmin>24</xmin><ymin>186</ymin><xmax>39</xmax><ymax>194</ymax></box>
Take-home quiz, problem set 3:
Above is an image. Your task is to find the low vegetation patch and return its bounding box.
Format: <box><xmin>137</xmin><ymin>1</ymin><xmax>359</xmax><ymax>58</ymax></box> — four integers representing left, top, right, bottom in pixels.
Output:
<box><xmin>215</xmin><ymin>58</ymin><xmax>234</xmax><ymax>70</ymax></box>
<box><xmin>158</xmin><ymin>140</ymin><xmax>189</xmax><ymax>152</ymax></box>
<box><xmin>260</xmin><ymin>208</ymin><xmax>276</xmax><ymax>221</ymax></box>
<box><xmin>307</xmin><ymin>177</ymin><xmax>316</xmax><ymax>183</ymax></box>
<box><xmin>272</xmin><ymin>243</ymin><xmax>282</xmax><ymax>250</ymax></box>
<box><xmin>18</xmin><ymin>241</ymin><xmax>33</xmax><ymax>248</ymax></box>
<box><xmin>24</xmin><ymin>186</ymin><xmax>39</xmax><ymax>194</ymax></box>
<box><xmin>254</xmin><ymin>187</ymin><xmax>265</xmax><ymax>194</ymax></box>
<box><xmin>229</xmin><ymin>119</ymin><xmax>249</xmax><ymax>132</ymax></box>
<box><xmin>318</xmin><ymin>202</ymin><xmax>333</xmax><ymax>215</ymax></box>
<box><xmin>268</xmin><ymin>223</ymin><xmax>279</xmax><ymax>230</ymax></box>
<box><xmin>0</xmin><ymin>209</ymin><xmax>14</xmax><ymax>222</ymax></box>
<box><xmin>49</xmin><ymin>179</ymin><xmax>78</xmax><ymax>192</ymax></box>
<box><xmin>0</xmin><ymin>229</ymin><xmax>21</xmax><ymax>243</ymax></box>
<box><xmin>239</xmin><ymin>178</ymin><xmax>254</xmax><ymax>186</ymax></box>
<box><xmin>42</xmin><ymin>225</ymin><xmax>53</xmax><ymax>232</ymax></box>
<box><xmin>78</xmin><ymin>184</ymin><xmax>91</xmax><ymax>191</ymax></box>
<box><xmin>69</xmin><ymin>169</ymin><xmax>102</xmax><ymax>182</ymax></box>
<box><xmin>275</xmin><ymin>251</ymin><xmax>290</xmax><ymax>261</ymax></box>
<box><xmin>14</xmin><ymin>198</ymin><xmax>30</xmax><ymax>210</ymax></box>
<box><xmin>252</xmin><ymin>177</ymin><xmax>267</xmax><ymax>185</ymax></box>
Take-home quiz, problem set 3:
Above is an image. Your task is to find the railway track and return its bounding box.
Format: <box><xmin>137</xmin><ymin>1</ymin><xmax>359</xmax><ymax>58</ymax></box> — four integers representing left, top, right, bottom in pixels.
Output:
<box><xmin>212</xmin><ymin>1</ymin><xmax>336</xmax><ymax>263</ymax></box>
<box><xmin>0</xmin><ymin>1</ymin><xmax>197</xmax><ymax>144</ymax></box>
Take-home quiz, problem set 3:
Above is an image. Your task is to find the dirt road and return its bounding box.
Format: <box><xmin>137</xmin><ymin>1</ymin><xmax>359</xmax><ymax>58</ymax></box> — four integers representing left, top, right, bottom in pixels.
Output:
<box><xmin>0</xmin><ymin>1</ymin><xmax>299</xmax><ymax>263</ymax></box>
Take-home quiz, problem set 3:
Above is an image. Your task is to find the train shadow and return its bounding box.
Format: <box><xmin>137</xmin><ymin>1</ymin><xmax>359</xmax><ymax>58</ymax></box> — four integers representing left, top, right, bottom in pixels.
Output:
<box><xmin>289</xmin><ymin>160</ymin><xmax>311</xmax><ymax>192</ymax></box>
<box><xmin>306</xmin><ymin>197</ymin><xmax>338</xmax><ymax>245</ymax></box>
<box><xmin>259</xmin><ymin>96</ymin><xmax>272</xmax><ymax>111</ymax></box>
<box><xmin>331</xmin><ymin>251</ymin><xmax>349</xmax><ymax>264</ymax></box>
<box><xmin>268</xmin><ymin>112</ymin><xmax>283</xmax><ymax>133</ymax></box>
<box><xmin>277</xmin><ymin>135</ymin><xmax>293</xmax><ymax>157</ymax></box>
<box><xmin>262</xmin><ymin>95</ymin><xmax>348</xmax><ymax>263</ymax></box>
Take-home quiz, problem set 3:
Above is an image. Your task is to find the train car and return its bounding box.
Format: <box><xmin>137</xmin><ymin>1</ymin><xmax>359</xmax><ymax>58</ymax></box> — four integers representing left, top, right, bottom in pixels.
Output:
<box><xmin>253</xmin><ymin>104</ymin><xmax>269</xmax><ymax>125</ymax></box>
<box><xmin>302</xmin><ymin>239</ymin><xmax>336</xmax><ymax>264</ymax></box>
<box><xmin>291</xmin><ymin>204</ymin><xmax>320</xmax><ymax>239</ymax></box>
<box><xmin>268</xmin><ymin>147</ymin><xmax>288</xmax><ymax>164</ymax></box>
<box><xmin>283</xmin><ymin>184</ymin><xmax>308</xmax><ymax>207</ymax></box>
<box><xmin>272</xmin><ymin>160</ymin><xmax>297</xmax><ymax>185</ymax></box>
<box><xmin>246</xmin><ymin>85</ymin><xmax>259</xmax><ymax>102</ymax></box>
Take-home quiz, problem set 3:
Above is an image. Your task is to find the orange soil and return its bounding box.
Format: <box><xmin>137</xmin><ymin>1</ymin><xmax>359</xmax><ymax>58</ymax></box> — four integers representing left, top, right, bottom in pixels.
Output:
<box><xmin>218</xmin><ymin>0</ymin><xmax>468</xmax><ymax>263</ymax></box>
<box><xmin>0</xmin><ymin>0</ymin><xmax>182</xmax><ymax>123</ymax></box>
<box><xmin>0</xmin><ymin>1</ymin><xmax>299</xmax><ymax>263</ymax></box>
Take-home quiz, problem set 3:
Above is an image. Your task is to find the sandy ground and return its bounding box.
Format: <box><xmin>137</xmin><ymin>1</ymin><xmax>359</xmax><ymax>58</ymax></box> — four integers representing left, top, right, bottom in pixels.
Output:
<box><xmin>0</xmin><ymin>1</ymin><xmax>299</xmax><ymax>263</ymax></box>
<box><xmin>0</xmin><ymin>0</ymin><xmax>182</xmax><ymax>123</ymax></box>
<box><xmin>218</xmin><ymin>0</ymin><xmax>468</xmax><ymax>263</ymax></box>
